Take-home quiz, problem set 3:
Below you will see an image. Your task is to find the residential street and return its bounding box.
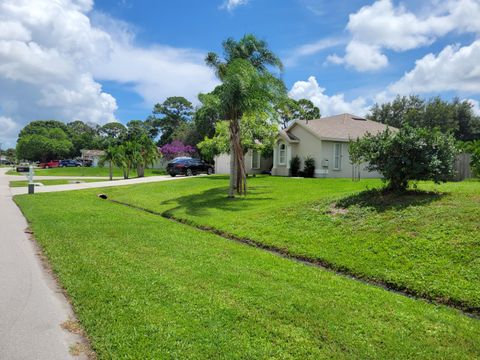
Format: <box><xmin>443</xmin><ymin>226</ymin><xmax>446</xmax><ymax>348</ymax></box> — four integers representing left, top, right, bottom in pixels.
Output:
<box><xmin>0</xmin><ymin>168</ymin><xmax>86</xmax><ymax>359</ymax></box>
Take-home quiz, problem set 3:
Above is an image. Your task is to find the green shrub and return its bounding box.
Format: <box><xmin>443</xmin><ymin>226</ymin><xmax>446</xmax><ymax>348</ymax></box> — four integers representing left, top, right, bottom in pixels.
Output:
<box><xmin>461</xmin><ymin>140</ymin><xmax>480</xmax><ymax>177</ymax></box>
<box><xmin>349</xmin><ymin>126</ymin><xmax>456</xmax><ymax>191</ymax></box>
<box><xmin>289</xmin><ymin>156</ymin><xmax>301</xmax><ymax>177</ymax></box>
<box><xmin>303</xmin><ymin>156</ymin><xmax>315</xmax><ymax>178</ymax></box>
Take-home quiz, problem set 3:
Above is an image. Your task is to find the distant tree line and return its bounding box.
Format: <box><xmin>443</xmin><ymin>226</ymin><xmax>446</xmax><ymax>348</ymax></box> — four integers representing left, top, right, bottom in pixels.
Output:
<box><xmin>368</xmin><ymin>95</ymin><xmax>480</xmax><ymax>141</ymax></box>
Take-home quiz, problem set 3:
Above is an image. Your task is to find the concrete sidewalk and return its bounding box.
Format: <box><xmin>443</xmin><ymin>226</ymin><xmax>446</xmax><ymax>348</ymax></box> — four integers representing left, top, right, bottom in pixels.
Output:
<box><xmin>10</xmin><ymin>174</ymin><xmax>194</xmax><ymax>195</ymax></box>
<box><xmin>0</xmin><ymin>168</ymin><xmax>87</xmax><ymax>359</ymax></box>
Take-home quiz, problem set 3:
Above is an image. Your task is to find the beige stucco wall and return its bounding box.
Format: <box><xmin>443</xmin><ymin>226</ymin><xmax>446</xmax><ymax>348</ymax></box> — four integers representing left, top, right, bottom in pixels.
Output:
<box><xmin>215</xmin><ymin>151</ymin><xmax>272</xmax><ymax>175</ymax></box>
<box><xmin>288</xmin><ymin>125</ymin><xmax>321</xmax><ymax>169</ymax></box>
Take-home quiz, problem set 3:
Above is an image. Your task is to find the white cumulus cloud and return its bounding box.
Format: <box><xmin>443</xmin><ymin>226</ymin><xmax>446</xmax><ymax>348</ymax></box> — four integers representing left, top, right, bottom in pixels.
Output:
<box><xmin>330</xmin><ymin>0</ymin><xmax>480</xmax><ymax>71</ymax></box>
<box><xmin>0</xmin><ymin>0</ymin><xmax>218</xmax><ymax>147</ymax></box>
<box><xmin>221</xmin><ymin>0</ymin><xmax>248</xmax><ymax>11</ymax></box>
<box><xmin>289</xmin><ymin>76</ymin><xmax>369</xmax><ymax>116</ymax></box>
<box><xmin>389</xmin><ymin>40</ymin><xmax>480</xmax><ymax>94</ymax></box>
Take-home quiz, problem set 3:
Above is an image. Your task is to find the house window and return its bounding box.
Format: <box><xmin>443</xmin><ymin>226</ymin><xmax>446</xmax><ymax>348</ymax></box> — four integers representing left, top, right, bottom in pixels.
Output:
<box><xmin>278</xmin><ymin>143</ymin><xmax>286</xmax><ymax>165</ymax></box>
<box><xmin>251</xmin><ymin>149</ymin><xmax>261</xmax><ymax>169</ymax></box>
<box><xmin>334</xmin><ymin>143</ymin><xmax>342</xmax><ymax>170</ymax></box>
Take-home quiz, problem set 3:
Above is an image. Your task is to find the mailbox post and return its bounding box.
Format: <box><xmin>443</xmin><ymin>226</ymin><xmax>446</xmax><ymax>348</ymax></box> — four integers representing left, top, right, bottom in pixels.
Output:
<box><xmin>28</xmin><ymin>165</ymin><xmax>35</xmax><ymax>194</ymax></box>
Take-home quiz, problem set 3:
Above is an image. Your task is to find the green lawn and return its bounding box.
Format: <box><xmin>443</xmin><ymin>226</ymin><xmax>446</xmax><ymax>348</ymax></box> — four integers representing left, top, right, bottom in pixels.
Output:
<box><xmin>9</xmin><ymin>179</ymin><xmax>114</xmax><ymax>187</ymax></box>
<box><xmin>14</xmin><ymin>189</ymin><xmax>480</xmax><ymax>359</ymax></box>
<box><xmin>100</xmin><ymin>176</ymin><xmax>480</xmax><ymax>312</ymax></box>
<box><xmin>7</xmin><ymin>167</ymin><xmax>166</xmax><ymax>177</ymax></box>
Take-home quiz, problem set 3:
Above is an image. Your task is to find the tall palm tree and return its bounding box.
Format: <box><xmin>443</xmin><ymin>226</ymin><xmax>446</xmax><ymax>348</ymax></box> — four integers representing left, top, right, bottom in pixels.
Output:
<box><xmin>206</xmin><ymin>34</ymin><xmax>283</xmax><ymax>80</ymax></box>
<box><xmin>206</xmin><ymin>35</ymin><xmax>285</xmax><ymax>197</ymax></box>
<box><xmin>100</xmin><ymin>145</ymin><xmax>124</xmax><ymax>181</ymax></box>
<box><xmin>121</xmin><ymin>141</ymin><xmax>142</xmax><ymax>179</ymax></box>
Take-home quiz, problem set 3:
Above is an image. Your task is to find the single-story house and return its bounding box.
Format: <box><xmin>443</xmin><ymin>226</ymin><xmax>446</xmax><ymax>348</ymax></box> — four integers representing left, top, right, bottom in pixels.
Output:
<box><xmin>273</xmin><ymin>113</ymin><xmax>395</xmax><ymax>178</ymax></box>
<box><xmin>80</xmin><ymin>149</ymin><xmax>105</xmax><ymax>167</ymax></box>
<box><xmin>214</xmin><ymin>113</ymin><xmax>396</xmax><ymax>178</ymax></box>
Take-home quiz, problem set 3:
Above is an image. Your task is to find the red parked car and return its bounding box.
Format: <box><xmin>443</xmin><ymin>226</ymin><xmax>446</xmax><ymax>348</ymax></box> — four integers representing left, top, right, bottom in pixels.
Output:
<box><xmin>39</xmin><ymin>160</ymin><xmax>60</xmax><ymax>169</ymax></box>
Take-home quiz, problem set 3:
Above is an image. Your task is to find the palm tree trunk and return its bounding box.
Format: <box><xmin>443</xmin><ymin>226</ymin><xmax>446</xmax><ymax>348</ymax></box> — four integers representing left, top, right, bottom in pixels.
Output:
<box><xmin>229</xmin><ymin>117</ymin><xmax>247</xmax><ymax>196</ymax></box>
<box><xmin>137</xmin><ymin>164</ymin><xmax>145</xmax><ymax>178</ymax></box>
<box><xmin>228</xmin><ymin>125</ymin><xmax>236</xmax><ymax>198</ymax></box>
<box><xmin>109</xmin><ymin>161</ymin><xmax>113</xmax><ymax>181</ymax></box>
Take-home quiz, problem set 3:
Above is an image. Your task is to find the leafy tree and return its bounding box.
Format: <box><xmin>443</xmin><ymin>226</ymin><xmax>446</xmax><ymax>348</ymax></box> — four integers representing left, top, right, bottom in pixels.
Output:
<box><xmin>99</xmin><ymin>122</ymin><xmax>127</xmax><ymax>144</ymax></box>
<box><xmin>368</xmin><ymin>95</ymin><xmax>424</xmax><ymax>128</ymax></box>
<box><xmin>4</xmin><ymin>148</ymin><xmax>16</xmax><ymax>163</ymax></box>
<box><xmin>368</xmin><ymin>95</ymin><xmax>480</xmax><ymax>140</ymax></box>
<box><xmin>350</xmin><ymin>126</ymin><xmax>456</xmax><ymax>191</ymax></box>
<box><xmin>66</xmin><ymin>120</ymin><xmax>101</xmax><ymax>156</ymax></box>
<box><xmin>16</xmin><ymin>121</ymin><xmax>73</xmax><ymax>161</ymax></box>
<box><xmin>125</xmin><ymin>120</ymin><xmax>151</xmax><ymax>141</ymax></box>
<box><xmin>452</xmin><ymin>98</ymin><xmax>480</xmax><ymax>141</ymax></box>
<box><xmin>297</xmin><ymin>99</ymin><xmax>320</xmax><ymax>120</ymax></box>
<box><xmin>205</xmin><ymin>34</ymin><xmax>285</xmax><ymax>197</ymax></box>
<box><xmin>192</xmin><ymin>92</ymin><xmax>223</xmax><ymax>143</ymax></box>
<box><xmin>198</xmin><ymin>113</ymin><xmax>278</xmax><ymax>162</ymax></box>
<box><xmin>18</xmin><ymin>120</ymin><xmax>69</xmax><ymax>138</ymax></box>
<box><xmin>275</xmin><ymin>98</ymin><xmax>320</xmax><ymax>128</ymax></box>
<box><xmin>150</xmin><ymin>97</ymin><xmax>194</xmax><ymax>146</ymax></box>
<box><xmin>276</xmin><ymin>98</ymin><xmax>301</xmax><ymax>128</ymax></box>
<box><xmin>423</xmin><ymin>97</ymin><xmax>457</xmax><ymax>133</ymax></box>
<box><xmin>17</xmin><ymin>134</ymin><xmax>73</xmax><ymax>162</ymax></box>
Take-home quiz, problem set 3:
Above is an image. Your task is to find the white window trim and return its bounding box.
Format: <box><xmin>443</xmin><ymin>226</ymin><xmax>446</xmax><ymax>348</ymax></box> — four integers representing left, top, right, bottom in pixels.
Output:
<box><xmin>333</xmin><ymin>143</ymin><xmax>342</xmax><ymax>170</ymax></box>
<box><xmin>251</xmin><ymin>149</ymin><xmax>261</xmax><ymax>170</ymax></box>
<box><xmin>278</xmin><ymin>143</ymin><xmax>286</xmax><ymax>165</ymax></box>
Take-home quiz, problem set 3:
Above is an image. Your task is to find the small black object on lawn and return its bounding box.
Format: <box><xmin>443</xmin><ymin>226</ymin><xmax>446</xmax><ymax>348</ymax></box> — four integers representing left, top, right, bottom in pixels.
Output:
<box><xmin>98</xmin><ymin>194</ymin><xmax>108</xmax><ymax>199</ymax></box>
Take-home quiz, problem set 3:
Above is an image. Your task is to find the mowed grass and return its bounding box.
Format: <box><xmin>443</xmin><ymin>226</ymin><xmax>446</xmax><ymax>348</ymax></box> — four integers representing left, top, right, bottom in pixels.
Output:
<box><xmin>7</xmin><ymin>167</ymin><xmax>166</xmax><ymax>177</ymax></box>
<box><xmin>9</xmin><ymin>179</ymin><xmax>113</xmax><ymax>187</ymax></box>
<box><xmin>102</xmin><ymin>176</ymin><xmax>480</xmax><ymax>311</ymax></box>
<box><xmin>14</xmin><ymin>190</ymin><xmax>480</xmax><ymax>359</ymax></box>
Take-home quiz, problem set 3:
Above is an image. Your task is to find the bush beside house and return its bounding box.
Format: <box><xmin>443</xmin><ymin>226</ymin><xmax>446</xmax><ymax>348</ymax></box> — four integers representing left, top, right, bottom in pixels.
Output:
<box><xmin>350</xmin><ymin>126</ymin><xmax>457</xmax><ymax>191</ymax></box>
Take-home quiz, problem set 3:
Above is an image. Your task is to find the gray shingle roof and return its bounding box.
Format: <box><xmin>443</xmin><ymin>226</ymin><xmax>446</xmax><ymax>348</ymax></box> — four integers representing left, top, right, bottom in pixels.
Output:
<box><xmin>295</xmin><ymin>113</ymin><xmax>396</xmax><ymax>141</ymax></box>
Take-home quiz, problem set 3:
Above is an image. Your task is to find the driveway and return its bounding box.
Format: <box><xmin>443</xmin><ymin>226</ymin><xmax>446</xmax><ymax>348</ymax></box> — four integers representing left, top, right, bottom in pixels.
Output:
<box><xmin>0</xmin><ymin>168</ymin><xmax>87</xmax><ymax>359</ymax></box>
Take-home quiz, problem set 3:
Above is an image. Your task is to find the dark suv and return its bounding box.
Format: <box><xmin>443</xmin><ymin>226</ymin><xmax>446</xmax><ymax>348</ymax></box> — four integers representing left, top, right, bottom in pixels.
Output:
<box><xmin>59</xmin><ymin>159</ymin><xmax>82</xmax><ymax>167</ymax></box>
<box><xmin>167</xmin><ymin>157</ymin><xmax>214</xmax><ymax>177</ymax></box>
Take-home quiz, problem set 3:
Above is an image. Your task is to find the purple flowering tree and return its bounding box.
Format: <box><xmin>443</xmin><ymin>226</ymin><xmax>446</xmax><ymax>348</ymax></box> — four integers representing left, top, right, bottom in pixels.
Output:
<box><xmin>159</xmin><ymin>140</ymin><xmax>197</xmax><ymax>160</ymax></box>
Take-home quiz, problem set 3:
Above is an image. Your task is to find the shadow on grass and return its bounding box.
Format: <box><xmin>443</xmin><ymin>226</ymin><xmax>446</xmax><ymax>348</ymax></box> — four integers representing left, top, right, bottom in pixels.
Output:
<box><xmin>335</xmin><ymin>188</ymin><xmax>446</xmax><ymax>213</ymax></box>
<box><xmin>161</xmin><ymin>185</ymin><xmax>273</xmax><ymax>217</ymax></box>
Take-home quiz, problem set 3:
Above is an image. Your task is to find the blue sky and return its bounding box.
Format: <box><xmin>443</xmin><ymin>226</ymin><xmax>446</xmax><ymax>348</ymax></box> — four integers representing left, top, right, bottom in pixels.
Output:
<box><xmin>93</xmin><ymin>0</ymin><xmax>480</xmax><ymax>121</ymax></box>
<box><xmin>0</xmin><ymin>0</ymin><xmax>480</xmax><ymax>147</ymax></box>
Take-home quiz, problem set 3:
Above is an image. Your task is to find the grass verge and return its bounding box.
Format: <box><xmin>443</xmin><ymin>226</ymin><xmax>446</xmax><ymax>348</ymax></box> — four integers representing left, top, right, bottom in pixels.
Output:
<box><xmin>14</xmin><ymin>190</ymin><xmax>480</xmax><ymax>359</ymax></box>
<box><xmin>101</xmin><ymin>175</ymin><xmax>480</xmax><ymax>311</ymax></box>
<box><xmin>9</xmin><ymin>179</ymin><xmax>113</xmax><ymax>187</ymax></box>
